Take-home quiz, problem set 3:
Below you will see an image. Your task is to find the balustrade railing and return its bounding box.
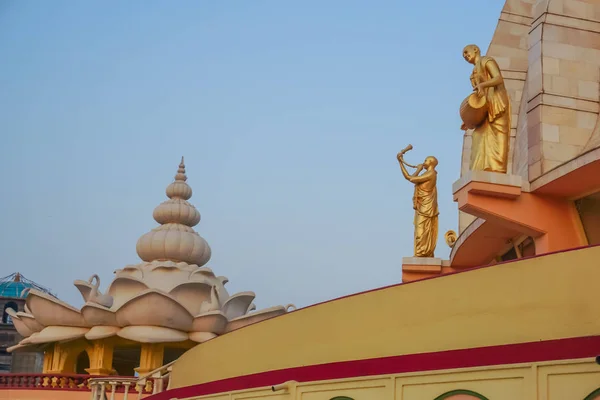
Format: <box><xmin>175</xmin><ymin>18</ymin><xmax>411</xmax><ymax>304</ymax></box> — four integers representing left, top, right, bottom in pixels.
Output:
<box><xmin>89</xmin><ymin>361</ymin><xmax>175</xmax><ymax>400</ymax></box>
<box><xmin>0</xmin><ymin>361</ymin><xmax>175</xmax><ymax>399</ymax></box>
<box><xmin>0</xmin><ymin>373</ymin><xmax>93</xmax><ymax>390</ymax></box>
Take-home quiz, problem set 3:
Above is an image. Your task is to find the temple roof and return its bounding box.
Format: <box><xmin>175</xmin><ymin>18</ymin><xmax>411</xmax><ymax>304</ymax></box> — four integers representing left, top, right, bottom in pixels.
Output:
<box><xmin>0</xmin><ymin>273</ymin><xmax>55</xmax><ymax>299</ymax></box>
<box><xmin>7</xmin><ymin>158</ymin><xmax>293</xmax><ymax>351</ymax></box>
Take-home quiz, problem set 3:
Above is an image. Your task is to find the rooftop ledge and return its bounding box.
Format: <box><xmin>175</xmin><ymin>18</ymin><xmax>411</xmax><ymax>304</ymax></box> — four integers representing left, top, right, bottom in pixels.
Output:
<box><xmin>451</xmin><ymin>169</ymin><xmax>587</xmax><ymax>261</ymax></box>
<box><xmin>452</xmin><ymin>170</ymin><xmax>528</xmax><ymax>201</ymax></box>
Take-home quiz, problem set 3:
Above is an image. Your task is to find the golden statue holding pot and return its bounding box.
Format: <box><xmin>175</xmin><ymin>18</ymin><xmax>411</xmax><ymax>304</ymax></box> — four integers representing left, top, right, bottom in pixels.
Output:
<box><xmin>397</xmin><ymin>145</ymin><xmax>439</xmax><ymax>258</ymax></box>
<box><xmin>460</xmin><ymin>44</ymin><xmax>511</xmax><ymax>173</ymax></box>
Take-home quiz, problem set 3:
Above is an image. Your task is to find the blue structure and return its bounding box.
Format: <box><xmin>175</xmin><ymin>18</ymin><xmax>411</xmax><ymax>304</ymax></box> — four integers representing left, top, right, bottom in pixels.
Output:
<box><xmin>0</xmin><ymin>273</ymin><xmax>53</xmax><ymax>372</ymax></box>
<box><xmin>0</xmin><ymin>272</ymin><xmax>54</xmax><ymax>299</ymax></box>
<box><xmin>0</xmin><ymin>273</ymin><xmax>54</xmax><ymax>324</ymax></box>
<box><xmin>0</xmin><ymin>272</ymin><xmax>53</xmax><ymax>300</ymax></box>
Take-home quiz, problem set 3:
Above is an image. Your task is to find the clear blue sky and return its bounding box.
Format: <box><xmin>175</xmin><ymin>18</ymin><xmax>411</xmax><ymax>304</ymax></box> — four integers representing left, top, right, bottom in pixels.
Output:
<box><xmin>0</xmin><ymin>1</ymin><xmax>503</xmax><ymax>309</ymax></box>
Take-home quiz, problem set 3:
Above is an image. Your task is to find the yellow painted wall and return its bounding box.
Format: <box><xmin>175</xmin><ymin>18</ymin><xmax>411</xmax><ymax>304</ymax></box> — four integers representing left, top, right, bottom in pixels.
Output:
<box><xmin>171</xmin><ymin>246</ymin><xmax>600</xmax><ymax>388</ymax></box>
<box><xmin>173</xmin><ymin>359</ymin><xmax>600</xmax><ymax>400</ymax></box>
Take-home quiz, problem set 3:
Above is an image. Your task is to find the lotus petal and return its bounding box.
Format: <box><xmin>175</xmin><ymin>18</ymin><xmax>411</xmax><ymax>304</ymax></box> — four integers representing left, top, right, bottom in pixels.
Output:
<box><xmin>8</xmin><ymin>339</ymin><xmax>51</xmax><ymax>353</ymax></box>
<box><xmin>217</xmin><ymin>276</ymin><xmax>228</xmax><ymax>285</ymax></box>
<box><xmin>16</xmin><ymin>312</ymin><xmax>44</xmax><ymax>333</ymax></box>
<box><xmin>26</xmin><ymin>289</ymin><xmax>88</xmax><ymax>327</ymax></box>
<box><xmin>147</xmin><ymin>260</ymin><xmax>198</xmax><ymax>273</ymax></box>
<box><xmin>189</xmin><ymin>332</ymin><xmax>217</xmax><ymax>343</ymax></box>
<box><xmin>106</xmin><ymin>276</ymin><xmax>149</xmax><ymax>309</ymax></box>
<box><xmin>115</xmin><ymin>289</ymin><xmax>193</xmax><ymax>331</ymax></box>
<box><xmin>128</xmin><ymin>262</ymin><xmax>200</xmax><ymax>293</ymax></box>
<box><xmin>118</xmin><ymin>326</ymin><xmax>188</xmax><ymax>343</ymax></box>
<box><xmin>85</xmin><ymin>326</ymin><xmax>121</xmax><ymax>340</ymax></box>
<box><xmin>215</xmin><ymin>284</ymin><xmax>229</xmax><ymax>305</ymax></box>
<box><xmin>81</xmin><ymin>302</ymin><xmax>119</xmax><ymax>326</ymax></box>
<box><xmin>24</xmin><ymin>304</ymin><xmax>32</xmax><ymax>314</ymax></box>
<box><xmin>29</xmin><ymin>326</ymin><xmax>89</xmax><ymax>344</ymax></box>
<box><xmin>7</xmin><ymin>343</ymin><xmax>37</xmax><ymax>353</ymax></box>
<box><xmin>116</xmin><ymin>264</ymin><xmax>144</xmax><ymax>280</ymax></box>
<box><xmin>169</xmin><ymin>281</ymin><xmax>212</xmax><ymax>316</ymax></box>
<box><xmin>198</xmin><ymin>286</ymin><xmax>220</xmax><ymax>314</ymax></box>
<box><xmin>189</xmin><ymin>267</ymin><xmax>215</xmax><ymax>280</ymax></box>
<box><xmin>20</xmin><ymin>332</ymin><xmax>38</xmax><ymax>345</ymax></box>
<box><xmin>225</xmin><ymin>305</ymin><xmax>287</xmax><ymax>333</ymax></box>
<box><xmin>222</xmin><ymin>291</ymin><xmax>255</xmax><ymax>320</ymax></box>
<box><xmin>7</xmin><ymin>343</ymin><xmax>27</xmax><ymax>353</ymax></box>
<box><xmin>5</xmin><ymin>309</ymin><xmax>33</xmax><ymax>337</ymax></box>
<box><xmin>191</xmin><ymin>311</ymin><xmax>228</xmax><ymax>334</ymax></box>
<box><xmin>74</xmin><ymin>280</ymin><xmax>93</xmax><ymax>303</ymax></box>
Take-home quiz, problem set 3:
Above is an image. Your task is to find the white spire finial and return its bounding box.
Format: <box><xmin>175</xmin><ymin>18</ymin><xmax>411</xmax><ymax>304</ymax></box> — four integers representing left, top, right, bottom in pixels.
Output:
<box><xmin>175</xmin><ymin>156</ymin><xmax>187</xmax><ymax>182</ymax></box>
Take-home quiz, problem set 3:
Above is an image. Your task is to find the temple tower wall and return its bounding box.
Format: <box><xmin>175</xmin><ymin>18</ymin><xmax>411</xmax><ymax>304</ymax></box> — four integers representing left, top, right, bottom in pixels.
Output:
<box><xmin>526</xmin><ymin>0</ymin><xmax>600</xmax><ymax>180</ymax></box>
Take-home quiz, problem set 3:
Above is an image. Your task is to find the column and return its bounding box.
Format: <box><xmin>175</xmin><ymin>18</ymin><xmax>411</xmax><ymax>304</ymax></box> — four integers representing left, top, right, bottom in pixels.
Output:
<box><xmin>135</xmin><ymin>343</ymin><xmax>164</xmax><ymax>376</ymax></box>
<box><xmin>86</xmin><ymin>340</ymin><xmax>115</xmax><ymax>376</ymax></box>
<box><xmin>45</xmin><ymin>341</ymin><xmax>86</xmax><ymax>374</ymax></box>
<box><xmin>42</xmin><ymin>347</ymin><xmax>54</xmax><ymax>373</ymax></box>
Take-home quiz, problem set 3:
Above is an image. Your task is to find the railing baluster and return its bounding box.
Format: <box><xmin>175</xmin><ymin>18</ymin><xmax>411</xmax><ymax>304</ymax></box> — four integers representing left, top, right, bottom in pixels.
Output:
<box><xmin>136</xmin><ymin>382</ymin><xmax>143</xmax><ymax>400</ymax></box>
<box><xmin>89</xmin><ymin>382</ymin><xmax>97</xmax><ymax>400</ymax></box>
<box><xmin>99</xmin><ymin>382</ymin><xmax>106</xmax><ymax>399</ymax></box>
<box><xmin>109</xmin><ymin>380</ymin><xmax>117</xmax><ymax>400</ymax></box>
<box><xmin>123</xmin><ymin>381</ymin><xmax>131</xmax><ymax>400</ymax></box>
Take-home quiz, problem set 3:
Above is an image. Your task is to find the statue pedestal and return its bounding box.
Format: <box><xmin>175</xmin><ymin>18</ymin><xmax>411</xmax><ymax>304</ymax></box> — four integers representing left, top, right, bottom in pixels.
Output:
<box><xmin>452</xmin><ymin>170</ymin><xmax>525</xmax><ymax>201</ymax></box>
<box><xmin>402</xmin><ymin>257</ymin><xmax>446</xmax><ymax>283</ymax></box>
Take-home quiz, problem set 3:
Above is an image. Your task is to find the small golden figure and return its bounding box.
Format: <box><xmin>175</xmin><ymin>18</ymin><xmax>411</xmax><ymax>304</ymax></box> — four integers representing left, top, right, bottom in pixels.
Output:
<box><xmin>460</xmin><ymin>44</ymin><xmax>511</xmax><ymax>173</ymax></box>
<box><xmin>397</xmin><ymin>145</ymin><xmax>439</xmax><ymax>258</ymax></box>
<box><xmin>445</xmin><ymin>230</ymin><xmax>457</xmax><ymax>248</ymax></box>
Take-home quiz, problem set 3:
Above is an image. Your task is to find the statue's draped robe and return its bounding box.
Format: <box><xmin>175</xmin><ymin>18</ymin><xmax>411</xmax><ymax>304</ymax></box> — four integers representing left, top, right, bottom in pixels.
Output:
<box><xmin>470</xmin><ymin>56</ymin><xmax>511</xmax><ymax>173</ymax></box>
<box><xmin>413</xmin><ymin>173</ymin><xmax>438</xmax><ymax>257</ymax></box>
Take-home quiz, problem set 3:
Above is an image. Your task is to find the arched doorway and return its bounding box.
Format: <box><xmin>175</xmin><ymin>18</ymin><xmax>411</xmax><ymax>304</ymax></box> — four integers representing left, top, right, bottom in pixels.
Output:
<box><xmin>2</xmin><ymin>302</ymin><xmax>18</xmax><ymax>324</ymax></box>
<box><xmin>434</xmin><ymin>390</ymin><xmax>490</xmax><ymax>400</ymax></box>
<box><xmin>585</xmin><ymin>388</ymin><xmax>600</xmax><ymax>400</ymax></box>
<box><xmin>75</xmin><ymin>350</ymin><xmax>90</xmax><ymax>374</ymax></box>
<box><xmin>112</xmin><ymin>346</ymin><xmax>141</xmax><ymax>377</ymax></box>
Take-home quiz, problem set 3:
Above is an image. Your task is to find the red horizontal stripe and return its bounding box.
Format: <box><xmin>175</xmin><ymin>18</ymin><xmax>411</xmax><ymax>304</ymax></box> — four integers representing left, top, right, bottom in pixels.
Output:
<box><xmin>149</xmin><ymin>335</ymin><xmax>600</xmax><ymax>400</ymax></box>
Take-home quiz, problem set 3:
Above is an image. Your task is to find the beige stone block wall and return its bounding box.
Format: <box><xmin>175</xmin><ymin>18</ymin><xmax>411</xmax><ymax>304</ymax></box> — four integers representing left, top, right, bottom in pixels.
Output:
<box><xmin>458</xmin><ymin>133</ymin><xmax>476</xmax><ymax>234</ymax></box>
<box><xmin>526</xmin><ymin>0</ymin><xmax>600</xmax><ymax>180</ymax></box>
<box><xmin>513</xmin><ymin>79</ymin><xmax>530</xmax><ymax>178</ymax></box>
<box><xmin>487</xmin><ymin>1</ymin><xmax>533</xmax><ymax>176</ymax></box>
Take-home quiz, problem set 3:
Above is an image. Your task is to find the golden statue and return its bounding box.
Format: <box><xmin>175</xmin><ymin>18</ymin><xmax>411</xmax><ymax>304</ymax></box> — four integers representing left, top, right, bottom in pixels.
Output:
<box><xmin>397</xmin><ymin>145</ymin><xmax>439</xmax><ymax>258</ymax></box>
<box><xmin>460</xmin><ymin>44</ymin><xmax>511</xmax><ymax>173</ymax></box>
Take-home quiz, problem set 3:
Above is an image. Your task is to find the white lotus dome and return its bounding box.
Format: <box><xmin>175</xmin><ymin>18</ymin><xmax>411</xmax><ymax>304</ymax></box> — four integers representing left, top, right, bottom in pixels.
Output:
<box><xmin>8</xmin><ymin>157</ymin><xmax>295</xmax><ymax>352</ymax></box>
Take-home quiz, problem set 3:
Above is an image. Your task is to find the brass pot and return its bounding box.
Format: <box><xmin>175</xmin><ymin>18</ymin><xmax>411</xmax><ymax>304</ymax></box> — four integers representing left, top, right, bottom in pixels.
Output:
<box><xmin>460</xmin><ymin>92</ymin><xmax>487</xmax><ymax>129</ymax></box>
